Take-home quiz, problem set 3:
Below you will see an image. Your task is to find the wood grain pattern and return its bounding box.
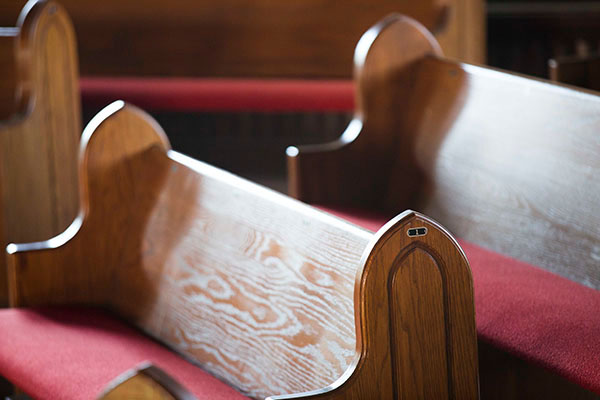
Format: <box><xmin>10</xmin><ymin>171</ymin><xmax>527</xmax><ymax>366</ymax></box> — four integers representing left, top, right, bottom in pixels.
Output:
<box><xmin>289</xmin><ymin>14</ymin><xmax>600</xmax><ymax>291</ymax></box>
<box><xmin>8</xmin><ymin>102</ymin><xmax>478</xmax><ymax>399</ymax></box>
<box><xmin>0</xmin><ymin>0</ymin><xmax>80</xmax><ymax>307</ymax></box>
<box><xmin>98</xmin><ymin>363</ymin><xmax>196</xmax><ymax>400</ymax></box>
<box><xmin>3</xmin><ymin>0</ymin><xmax>483</xmax><ymax>78</ymax></box>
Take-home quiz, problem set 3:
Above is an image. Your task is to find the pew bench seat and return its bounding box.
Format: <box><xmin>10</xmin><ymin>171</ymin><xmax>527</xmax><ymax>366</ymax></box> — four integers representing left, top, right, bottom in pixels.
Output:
<box><xmin>0</xmin><ymin>307</ymin><xmax>249</xmax><ymax>400</ymax></box>
<box><xmin>321</xmin><ymin>206</ymin><xmax>600</xmax><ymax>396</ymax></box>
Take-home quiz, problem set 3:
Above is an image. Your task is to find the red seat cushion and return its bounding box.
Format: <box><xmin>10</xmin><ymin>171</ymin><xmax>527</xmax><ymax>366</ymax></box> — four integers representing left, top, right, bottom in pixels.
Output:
<box><xmin>320</xmin><ymin>206</ymin><xmax>600</xmax><ymax>395</ymax></box>
<box><xmin>80</xmin><ymin>78</ymin><xmax>355</xmax><ymax>112</ymax></box>
<box><xmin>0</xmin><ymin>307</ymin><xmax>249</xmax><ymax>400</ymax></box>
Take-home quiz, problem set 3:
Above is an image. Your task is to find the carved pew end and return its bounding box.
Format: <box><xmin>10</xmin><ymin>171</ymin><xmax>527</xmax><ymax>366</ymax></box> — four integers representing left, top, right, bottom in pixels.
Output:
<box><xmin>270</xmin><ymin>211</ymin><xmax>479</xmax><ymax>399</ymax></box>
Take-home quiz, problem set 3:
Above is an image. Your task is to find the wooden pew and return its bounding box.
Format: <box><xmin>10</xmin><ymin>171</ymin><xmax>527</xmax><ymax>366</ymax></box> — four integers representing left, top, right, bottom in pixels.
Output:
<box><xmin>288</xmin><ymin>14</ymin><xmax>600</xmax><ymax>400</ymax></box>
<box><xmin>0</xmin><ymin>100</ymin><xmax>478</xmax><ymax>399</ymax></box>
<box><xmin>2</xmin><ymin>0</ymin><xmax>484</xmax><ymax>79</ymax></box>
<box><xmin>0</xmin><ymin>0</ymin><xmax>80</xmax><ymax>307</ymax></box>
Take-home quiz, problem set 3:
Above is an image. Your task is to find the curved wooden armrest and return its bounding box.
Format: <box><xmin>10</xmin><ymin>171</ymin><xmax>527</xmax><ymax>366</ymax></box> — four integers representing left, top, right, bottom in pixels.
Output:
<box><xmin>97</xmin><ymin>363</ymin><xmax>197</xmax><ymax>400</ymax></box>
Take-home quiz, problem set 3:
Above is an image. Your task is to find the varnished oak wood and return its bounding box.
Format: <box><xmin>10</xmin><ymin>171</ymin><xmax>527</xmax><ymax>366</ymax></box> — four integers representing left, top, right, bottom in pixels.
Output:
<box><xmin>288</xmin><ymin>14</ymin><xmax>600</xmax><ymax>291</ymax></box>
<box><xmin>98</xmin><ymin>363</ymin><xmax>196</xmax><ymax>400</ymax></box>
<box><xmin>0</xmin><ymin>0</ymin><xmax>80</xmax><ymax>307</ymax></box>
<box><xmin>7</xmin><ymin>102</ymin><xmax>478</xmax><ymax>399</ymax></box>
<box><xmin>3</xmin><ymin>0</ymin><xmax>484</xmax><ymax>78</ymax></box>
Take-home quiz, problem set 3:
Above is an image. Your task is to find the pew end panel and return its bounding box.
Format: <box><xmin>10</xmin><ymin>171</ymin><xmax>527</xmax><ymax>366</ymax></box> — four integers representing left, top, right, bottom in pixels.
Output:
<box><xmin>269</xmin><ymin>211</ymin><xmax>478</xmax><ymax>400</ymax></box>
<box><xmin>6</xmin><ymin>101</ymin><xmax>478</xmax><ymax>399</ymax></box>
<box><xmin>7</xmin><ymin>101</ymin><xmax>171</xmax><ymax>308</ymax></box>
<box><xmin>287</xmin><ymin>14</ymin><xmax>442</xmax><ymax>208</ymax></box>
<box><xmin>0</xmin><ymin>0</ymin><xmax>81</xmax><ymax>306</ymax></box>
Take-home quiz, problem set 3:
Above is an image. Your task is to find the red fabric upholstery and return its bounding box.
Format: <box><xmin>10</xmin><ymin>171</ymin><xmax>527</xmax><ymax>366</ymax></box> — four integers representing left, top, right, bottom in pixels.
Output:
<box><xmin>320</xmin><ymin>206</ymin><xmax>600</xmax><ymax>395</ymax></box>
<box><xmin>0</xmin><ymin>307</ymin><xmax>249</xmax><ymax>400</ymax></box>
<box><xmin>80</xmin><ymin>78</ymin><xmax>355</xmax><ymax>112</ymax></box>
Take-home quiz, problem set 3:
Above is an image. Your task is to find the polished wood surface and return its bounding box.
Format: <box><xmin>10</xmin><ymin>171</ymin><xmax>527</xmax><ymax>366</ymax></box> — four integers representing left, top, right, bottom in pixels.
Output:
<box><xmin>8</xmin><ymin>102</ymin><xmax>478</xmax><ymax>399</ymax></box>
<box><xmin>288</xmin><ymin>14</ymin><xmax>600</xmax><ymax>291</ymax></box>
<box><xmin>0</xmin><ymin>0</ymin><xmax>80</xmax><ymax>307</ymax></box>
<box><xmin>98</xmin><ymin>363</ymin><xmax>196</xmax><ymax>400</ymax></box>
<box><xmin>3</xmin><ymin>0</ymin><xmax>484</xmax><ymax>78</ymax></box>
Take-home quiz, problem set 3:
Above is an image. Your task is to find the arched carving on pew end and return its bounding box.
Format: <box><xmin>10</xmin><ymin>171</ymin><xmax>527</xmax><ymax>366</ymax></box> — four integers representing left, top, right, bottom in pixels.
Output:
<box><xmin>287</xmin><ymin>15</ymin><xmax>442</xmax><ymax>208</ymax></box>
<box><xmin>268</xmin><ymin>211</ymin><xmax>479</xmax><ymax>400</ymax></box>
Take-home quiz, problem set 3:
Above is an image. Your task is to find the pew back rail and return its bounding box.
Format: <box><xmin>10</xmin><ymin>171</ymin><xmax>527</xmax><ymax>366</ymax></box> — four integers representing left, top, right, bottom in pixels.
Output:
<box><xmin>7</xmin><ymin>101</ymin><xmax>478</xmax><ymax>399</ymax></box>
